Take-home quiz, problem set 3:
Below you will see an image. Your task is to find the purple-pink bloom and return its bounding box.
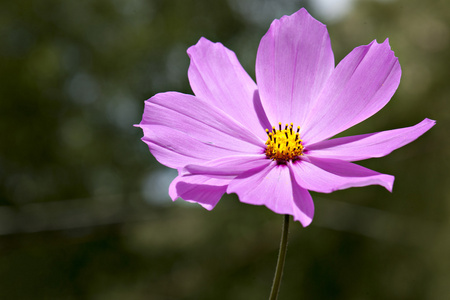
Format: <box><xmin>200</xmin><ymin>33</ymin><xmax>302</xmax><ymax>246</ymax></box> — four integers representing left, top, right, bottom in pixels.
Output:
<box><xmin>137</xmin><ymin>8</ymin><xmax>435</xmax><ymax>227</ymax></box>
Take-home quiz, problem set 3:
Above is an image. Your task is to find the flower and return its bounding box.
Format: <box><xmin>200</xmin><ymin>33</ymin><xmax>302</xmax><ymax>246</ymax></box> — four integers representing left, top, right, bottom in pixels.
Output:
<box><xmin>137</xmin><ymin>8</ymin><xmax>435</xmax><ymax>227</ymax></box>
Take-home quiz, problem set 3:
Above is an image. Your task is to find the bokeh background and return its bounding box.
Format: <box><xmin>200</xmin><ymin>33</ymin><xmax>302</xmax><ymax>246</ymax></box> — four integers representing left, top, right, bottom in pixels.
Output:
<box><xmin>1</xmin><ymin>0</ymin><xmax>448</xmax><ymax>299</ymax></box>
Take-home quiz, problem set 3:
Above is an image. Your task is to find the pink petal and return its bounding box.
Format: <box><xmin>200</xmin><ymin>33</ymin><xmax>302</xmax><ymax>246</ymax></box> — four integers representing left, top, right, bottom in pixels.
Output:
<box><xmin>188</xmin><ymin>37</ymin><xmax>270</xmax><ymax>140</ymax></box>
<box><xmin>171</xmin><ymin>154</ymin><xmax>270</xmax><ymax>210</ymax></box>
<box><xmin>256</xmin><ymin>8</ymin><xmax>334</xmax><ymax>127</ymax></box>
<box><xmin>183</xmin><ymin>154</ymin><xmax>269</xmax><ymax>176</ymax></box>
<box><xmin>303</xmin><ymin>39</ymin><xmax>401</xmax><ymax>145</ymax></box>
<box><xmin>227</xmin><ymin>162</ymin><xmax>314</xmax><ymax>226</ymax></box>
<box><xmin>307</xmin><ymin>118</ymin><xmax>436</xmax><ymax>161</ymax></box>
<box><xmin>138</xmin><ymin>92</ymin><xmax>265</xmax><ymax>169</ymax></box>
<box><xmin>169</xmin><ymin>174</ymin><xmax>230</xmax><ymax>210</ymax></box>
<box><xmin>290</xmin><ymin>157</ymin><xmax>394</xmax><ymax>193</ymax></box>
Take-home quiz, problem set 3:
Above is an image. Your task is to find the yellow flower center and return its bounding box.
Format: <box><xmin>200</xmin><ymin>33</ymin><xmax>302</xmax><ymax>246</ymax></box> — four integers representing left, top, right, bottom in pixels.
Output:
<box><xmin>265</xmin><ymin>122</ymin><xmax>304</xmax><ymax>163</ymax></box>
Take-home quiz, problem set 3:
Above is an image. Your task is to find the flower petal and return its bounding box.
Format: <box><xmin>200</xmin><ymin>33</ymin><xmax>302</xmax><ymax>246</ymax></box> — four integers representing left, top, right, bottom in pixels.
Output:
<box><xmin>307</xmin><ymin>118</ymin><xmax>436</xmax><ymax>161</ymax></box>
<box><xmin>227</xmin><ymin>162</ymin><xmax>314</xmax><ymax>226</ymax></box>
<box><xmin>138</xmin><ymin>92</ymin><xmax>264</xmax><ymax>169</ymax></box>
<box><xmin>290</xmin><ymin>157</ymin><xmax>394</xmax><ymax>193</ymax></box>
<box><xmin>169</xmin><ymin>174</ymin><xmax>230</xmax><ymax>210</ymax></box>
<box><xmin>183</xmin><ymin>154</ymin><xmax>269</xmax><ymax>176</ymax></box>
<box><xmin>188</xmin><ymin>37</ymin><xmax>270</xmax><ymax>140</ymax></box>
<box><xmin>256</xmin><ymin>8</ymin><xmax>334</xmax><ymax>126</ymax></box>
<box><xmin>303</xmin><ymin>39</ymin><xmax>401</xmax><ymax>144</ymax></box>
<box><xmin>171</xmin><ymin>154</ymin><xmax>269</xmax><ymax>210</ymax></box>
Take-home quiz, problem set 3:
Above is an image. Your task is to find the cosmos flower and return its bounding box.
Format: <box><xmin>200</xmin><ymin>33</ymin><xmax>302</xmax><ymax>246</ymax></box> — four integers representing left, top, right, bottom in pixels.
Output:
<box><xmin>137</xmin><ymin>8</ymin><xmax>435</xmax><ymax>226</ymax></box>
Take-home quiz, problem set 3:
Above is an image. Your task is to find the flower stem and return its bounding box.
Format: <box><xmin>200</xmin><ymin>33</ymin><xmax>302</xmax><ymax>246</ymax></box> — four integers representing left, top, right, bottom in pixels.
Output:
<box><xmin>269</xmin><ymin>214</ymin><xmax>290</xmax><ymax>300</ymax></box>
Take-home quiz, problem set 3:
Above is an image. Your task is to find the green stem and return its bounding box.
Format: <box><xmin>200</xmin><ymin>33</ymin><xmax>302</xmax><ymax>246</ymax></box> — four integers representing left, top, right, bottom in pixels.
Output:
<box><xmin>269</xmin><ymin>214</ymin><xmax>290</xmax><ymax>300</ymax></box>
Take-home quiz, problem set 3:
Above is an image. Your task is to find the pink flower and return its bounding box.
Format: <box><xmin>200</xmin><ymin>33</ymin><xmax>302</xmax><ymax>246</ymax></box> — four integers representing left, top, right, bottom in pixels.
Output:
<box><xmin>137</xmin><ymin>8</ymin><xmax>435</xmax><ymax>226</ymax></box>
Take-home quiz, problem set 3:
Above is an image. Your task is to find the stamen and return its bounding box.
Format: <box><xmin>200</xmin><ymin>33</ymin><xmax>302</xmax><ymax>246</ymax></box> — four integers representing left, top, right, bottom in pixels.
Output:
<box><xmin>264</xmin><ymin>122</ymin><xmax>304</xmax><ymax>162</ymax></box>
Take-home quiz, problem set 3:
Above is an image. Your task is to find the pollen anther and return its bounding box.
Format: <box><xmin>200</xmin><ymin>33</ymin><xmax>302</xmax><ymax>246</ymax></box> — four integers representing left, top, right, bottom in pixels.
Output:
<box><xmin>265</xmin><ymin>123</ymin><xmax>304</xmax><ymax>162</ymax></box>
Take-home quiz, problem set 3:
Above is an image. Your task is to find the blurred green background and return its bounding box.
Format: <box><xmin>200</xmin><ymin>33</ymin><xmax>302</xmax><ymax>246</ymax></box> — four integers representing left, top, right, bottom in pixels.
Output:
<box><xmin>0</xmin><ymin>0</ymin><xmax>448</xmax><ymax>299</ymax></box>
